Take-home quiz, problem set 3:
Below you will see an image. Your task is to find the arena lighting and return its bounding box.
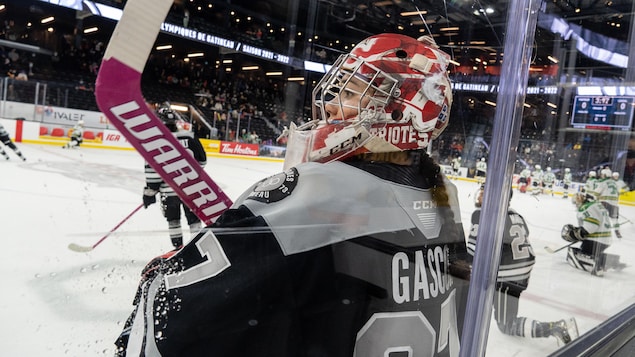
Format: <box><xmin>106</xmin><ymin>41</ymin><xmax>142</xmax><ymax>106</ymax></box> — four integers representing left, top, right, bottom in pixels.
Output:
<box><xmin>548</xmin><ymin>55</ymin><xmax>559</xmax><ymax>63</ymax></box>
<box><xmin>83</xmin><ymin>27</ymin><xmax>98</xmax><ymax>34</ymax></box>
<box><xmin>448</xmin><ymin>59</ymin><xmax>460</xmax><ymax>66</ymax></box>
<box><xmin>547</xmin><ymin>102</ymin><xmax>558</xmax><ymax>108</ymax></box>
<box><xmin>222</xmin><ymin>59</ymin><xmax>233</xmax><ymax>64</ymax></box>
<box><xmin>266</xmin><ymin>72</ymin><xmax>283</xmax><ymax>76</ymax></box>
<box><xmin>0</xmin><ymin>5</ymin><xmax>5</xmax><ymax>11</ymax></box>
<box><xmin>439</xmin><ymin>26</ymin><xmax>459</xmax><ymax>31</ymax></box>
<box><xmin>170</xmin><ymin>104</ymin><xmax>189</xmax><ymax>112</ymax></box>
<box><xmin>156</xmin><ymin>45</ymin><xmax>172</xmax><ymax>50</ymax></box>
<box><xmin>485</xmin><ymin>100</ymin><xmax>497</xmax><ymax>106</ymax></box>
<box><xmin>400</xmin><ymin>10</ymin><xmax>427</xmax><ymax>16</ymax></box>
<box><xmin>187</xmin><ymin>52</ymin><xmax>204</xmax><ymax>57</ymax></box>
<box><xmin>288</xmin><ymin>77</ymin><xmax>305</xmax><ymax>81</ymax></box>
<box><xmin>241</xmin><ymin>66</ymin><xmax>259</xmax><ymax>70</ymax></box>
<box><xmin>41</xmin><ymin>16</ymin><xmax>54</xmax><ymax>24</ymax></box>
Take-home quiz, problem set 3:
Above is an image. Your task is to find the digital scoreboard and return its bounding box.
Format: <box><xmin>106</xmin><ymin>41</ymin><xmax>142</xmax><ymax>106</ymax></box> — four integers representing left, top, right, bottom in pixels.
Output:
<box><xmin>571</xmin><ymin>96</ymin><xmax>635</xmax><ymax>131</ymax></box>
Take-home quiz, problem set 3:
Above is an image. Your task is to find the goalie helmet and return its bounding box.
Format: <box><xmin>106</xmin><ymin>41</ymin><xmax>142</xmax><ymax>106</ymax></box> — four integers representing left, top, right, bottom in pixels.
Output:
<box><xmin>282</xmin><ymin>33</ymin><xmax>453</xmax><ymax>169</ymax></box>
<box><xmin>574</xmin><ymin>192</ymin><xmax>595</xmax><ymax>208</ymax></box>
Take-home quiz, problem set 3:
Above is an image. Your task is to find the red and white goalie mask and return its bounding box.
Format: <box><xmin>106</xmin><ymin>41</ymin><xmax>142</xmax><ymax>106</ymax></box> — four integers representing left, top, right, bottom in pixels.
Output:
<box><xmin>283</xmin><ymin>33</ymin><xmax>453</xmax><ymax>169</ymax></box>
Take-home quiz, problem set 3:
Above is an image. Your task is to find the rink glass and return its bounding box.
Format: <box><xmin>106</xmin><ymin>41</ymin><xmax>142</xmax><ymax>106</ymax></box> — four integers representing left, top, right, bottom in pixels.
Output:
<box><xmin>3</xmin><ymin>0</ymin><xmax>635</xmax><ymax>355</ymax></box>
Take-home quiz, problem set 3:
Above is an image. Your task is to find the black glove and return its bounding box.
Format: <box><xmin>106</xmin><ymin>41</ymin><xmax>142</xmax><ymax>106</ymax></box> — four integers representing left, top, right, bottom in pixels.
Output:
<box><xmin>561</xmin><ymin>224</ymin><xmax>585</xmax><ymax>242</ymax></box>
<box><xmin>143</xmin><ymin>187</ymin><xmax>157</xmax><ymax>208</ymax></box>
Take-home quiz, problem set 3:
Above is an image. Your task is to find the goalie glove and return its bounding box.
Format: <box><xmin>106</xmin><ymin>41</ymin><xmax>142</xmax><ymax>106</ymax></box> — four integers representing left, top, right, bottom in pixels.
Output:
<box><xmin>561</xmin><ymin>224</ymin><xmax>586</xmax><ymax>242</ymax></box>
<box><xmin>142</xmin><ymin>187</ymin><xmax>158</xmax><ymax>208</ymax></box>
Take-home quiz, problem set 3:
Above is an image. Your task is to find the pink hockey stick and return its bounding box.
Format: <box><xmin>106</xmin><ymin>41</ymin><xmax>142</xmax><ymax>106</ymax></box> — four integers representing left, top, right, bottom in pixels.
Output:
<box><xmin>94</xmin><ymin>0</ymin><xmax>232</xmax><ymax>226</ymax></box>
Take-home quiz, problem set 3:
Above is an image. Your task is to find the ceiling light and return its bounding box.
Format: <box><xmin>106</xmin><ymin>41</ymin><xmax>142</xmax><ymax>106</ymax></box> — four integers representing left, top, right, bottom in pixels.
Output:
<box><xmin>0</xmin><ymin>5</ymin><xmax>5</xmax><ymax>11</ymax></box>
<box><xmin>156</xmin><ymin>45</ymin><xmax>172</xmax><ymax>50</ymax></box>
<box><xmin>440</xmin><ymin>27</ymin><xmax>459</xmax><ymax>32</ymax></box>
<box><xmin>187</xmin><ymin>53</ymin><xmax>204</xmax><ymax>58</ymax></box>
<box><xmin>547</xmin><ymin>102</ymin><xmax>557</xmax><ymax>108</ymax></box>
<box><xmin>448</xmin><ymin>59</ymin><xmax>460</xmax><ymax>66</ymax></box>
<box><xmin>547</xmin><ymin>55</ymin><xmax>559</xmax><ymax>63</ymax></box>
<box><xmin>170</xmin><ymin>104</ymin><xmax>189</xmax><ymax>112</ymax></box>
<box><xmin>288</xmin><ymin>77</ymin><xmax>305</xmax><ymax>81</ymax></box>
<box><xmin>242</xmin><ymin>66</ymin><xmax>259</xmax><ymax>71</ymax></box>
<box><xmin>400</xmin><ymin>11</ymin><xmax>427</xmax><ymax>16</ymax></box>
<box><xmin>485</xmin><ymin>100</ymin><xmax>497</xmax><ymax>106</ymax></box>
<box><xmin>41</xmin><ymin>16</ymin><xmax>54</xmax><ymax>24</ymax></box>
<box><xmin>83</xmin><ymin>27</ymin><xmax>98</xmax><ymax>34</ymax></box>
<box><xmin>222</xmin><ymin>59</ymin><xmax>233</xmax><ymax>64</ymax></box>
<box><xmin>266</xmin><ymin>72</ymin><xmax>283</xmax><ymax>76</ymax></box>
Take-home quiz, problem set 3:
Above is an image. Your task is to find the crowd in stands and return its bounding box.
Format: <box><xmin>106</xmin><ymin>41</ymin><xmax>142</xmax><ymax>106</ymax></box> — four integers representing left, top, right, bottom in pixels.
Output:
<box><xmin>0</xmin><ymin>4</ymin><xmax>629</xmax><ymax>178</ymax></box>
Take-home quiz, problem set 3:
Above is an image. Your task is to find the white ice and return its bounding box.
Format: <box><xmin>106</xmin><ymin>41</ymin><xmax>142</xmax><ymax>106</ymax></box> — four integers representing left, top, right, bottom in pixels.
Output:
<box><xmin>1</xmin><ymin>144</ymin><xmax>634</xmax><ymax>356</ymax></box>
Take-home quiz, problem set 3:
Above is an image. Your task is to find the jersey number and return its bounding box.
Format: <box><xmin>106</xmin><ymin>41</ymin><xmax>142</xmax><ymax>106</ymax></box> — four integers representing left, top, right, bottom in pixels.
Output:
<box><xmin>509</xmin><ymin>224</ymin><xmax>533</xmax><ymax>260</ymax></box>
<box><xmin>164</xmin><ymin>230</ymin><xmax>231</xmax><ymax>290</ymax></box>
<box><xmin>354</xmin><ymin>290</ymin><xmax>460</xmax><ymax>357</ymax></box>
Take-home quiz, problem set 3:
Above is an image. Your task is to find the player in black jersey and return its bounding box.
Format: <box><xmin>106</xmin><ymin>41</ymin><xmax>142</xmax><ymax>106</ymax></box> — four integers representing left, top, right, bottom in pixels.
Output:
<box><xmin>116</xmin><ymin>33</ymin><xmax>470</xmax><ymax>356</ymax></box>
<box><xmin>467</xmin><ymin>186</ymin><xmax>578</xmax><ymax>345</ymax></box>
<box><xmin>142</xmin><ymin>105</ymin><xmax>207</xmax><ymax>248</ymax></box>
<box><xmin>0</xmin><ymin>122</ymin><xmax>26</xmax><ymax>160</ymax></box>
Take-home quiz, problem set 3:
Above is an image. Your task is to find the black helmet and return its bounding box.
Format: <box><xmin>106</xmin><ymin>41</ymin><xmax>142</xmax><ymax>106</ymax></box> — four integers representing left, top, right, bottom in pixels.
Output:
<box><xmin>157</xmin><ymin>107</ymin><xmax>178</xmax><ymax>132</ymax></box>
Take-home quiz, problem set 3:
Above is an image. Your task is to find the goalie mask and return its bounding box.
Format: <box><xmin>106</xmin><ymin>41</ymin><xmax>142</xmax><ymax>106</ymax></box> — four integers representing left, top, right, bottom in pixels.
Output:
<box><xmin>282</xmin><ymin>33</ymin><xmax>453</xmax><ymax>169</ymax></box>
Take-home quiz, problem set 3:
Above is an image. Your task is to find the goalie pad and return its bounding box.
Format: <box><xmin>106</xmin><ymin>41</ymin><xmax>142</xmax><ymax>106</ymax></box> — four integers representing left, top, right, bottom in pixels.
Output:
<box><xmin>561</xmin><ymin>224</ymin><xmax>586</xmax><ymax>242</ymax></box>
<box><xmin>566</xmin><ymin>247</ymin><xmax>596</xmax><ymax>273</ymax></box>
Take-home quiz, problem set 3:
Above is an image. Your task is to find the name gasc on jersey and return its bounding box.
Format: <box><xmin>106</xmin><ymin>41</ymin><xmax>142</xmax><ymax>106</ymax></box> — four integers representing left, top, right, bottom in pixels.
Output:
<box><xmin>392</xmin><ymin>245</ymin><xmax>453</xmax><ymax>304</ymax></box>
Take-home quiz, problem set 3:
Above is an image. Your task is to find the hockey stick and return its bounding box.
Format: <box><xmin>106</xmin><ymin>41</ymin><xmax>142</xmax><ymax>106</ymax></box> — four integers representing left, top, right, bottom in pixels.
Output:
<box><xmin>544</xmin><ymin>241</ymin><xmax>577</xmax><ymax>254</ymax></box>
<box><xmin>68</xmin><ymin>203</ymin><xmax>144</xmax><ymax>252</ymax></box>
<box><xmin>94</xmin><ymin>0</ymin><xmax>232</xmax><ymax>226</ymax></box>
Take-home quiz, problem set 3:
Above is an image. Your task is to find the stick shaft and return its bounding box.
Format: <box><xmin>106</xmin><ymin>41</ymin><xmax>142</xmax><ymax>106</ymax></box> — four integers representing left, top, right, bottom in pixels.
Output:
<box><xmin>91</xmin><ymin>203</ymin><xmax>144</xmax><ymax>249</ymax></box>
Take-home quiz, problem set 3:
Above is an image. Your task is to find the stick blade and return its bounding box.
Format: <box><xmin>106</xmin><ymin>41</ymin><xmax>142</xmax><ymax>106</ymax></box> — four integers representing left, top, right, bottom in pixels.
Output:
<box><xmin>68</xmin><ymin>243</ymin><xmax>94</xmax><ymax>253</ymax></box>
<box><xmin>544</xmin><ymin>245</ymin><xmax>557</xmax><ymax>254</ymax></box>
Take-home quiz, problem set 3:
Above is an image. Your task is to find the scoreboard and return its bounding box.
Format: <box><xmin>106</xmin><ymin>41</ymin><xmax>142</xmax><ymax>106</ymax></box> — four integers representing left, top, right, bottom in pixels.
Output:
<box><xmin>571</xmin><ymin>96</ymin><xmax>635</xmax><ymax>131</ymax></box>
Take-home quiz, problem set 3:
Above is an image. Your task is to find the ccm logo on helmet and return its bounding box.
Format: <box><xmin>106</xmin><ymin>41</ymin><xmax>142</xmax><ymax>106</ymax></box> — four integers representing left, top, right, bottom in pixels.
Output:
<box><xmin>328</xmin><ymin>131</ymin><xmax>364</xmax><ymax>156</ymax></box>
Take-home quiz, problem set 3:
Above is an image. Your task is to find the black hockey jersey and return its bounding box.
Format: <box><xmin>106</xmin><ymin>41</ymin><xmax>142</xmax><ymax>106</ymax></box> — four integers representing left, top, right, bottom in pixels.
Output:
<box><xmin>117</xmin><ymin>161</ymin><xmax>470</xmax><ymax>356</ymax></box>
<box><xmin>467</xmin><ymin>208</ymin><xmax>535</xmax><ymax>290</ymax></box>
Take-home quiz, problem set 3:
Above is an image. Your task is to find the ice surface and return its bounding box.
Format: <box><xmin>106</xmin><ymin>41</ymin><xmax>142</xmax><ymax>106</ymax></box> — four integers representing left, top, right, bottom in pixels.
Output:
<box><xmin>1</xmin><ymin>144</ymin><xmax>633</xmax><ymax>356</ymax></box>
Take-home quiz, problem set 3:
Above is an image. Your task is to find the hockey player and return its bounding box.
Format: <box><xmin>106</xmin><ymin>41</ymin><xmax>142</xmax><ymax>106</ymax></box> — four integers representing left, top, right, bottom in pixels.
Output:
<box><xmin>0</xmin><ymin>122</ymin><xmax>26</xmax><ymax>160</ymax></box>
<box><xmin>561</xmin><ymin>192</ymin><xmax>624</xmax><ymax>276</ymax></box>
<box><xmin>475</xmin><ymin>157</ymin><xmax>487</xmax><ymax>182</ymax></box>
<box><xmin>451</xmin><ymin>156</ymin><xmax>461</xmax><ymax>178</ymax></box>
<box><xmin>115</xmin><ymin>34</ymin><xmax>470</xmax><ymax>356</ymax></box>
<box><xmin>62</xmin><ymin>119</ymin><xmax>84</xmax><ymax>148</ymax></box>
<box><xmin>595</xmin><ymin>168</ymin><xmax>621</xmax><ymax>238</ymax></box>
<box><xmin>583</xmin><ymin>170</ymin><xmax>598</xmax><ymax>194</ymax></box>
<box><xmin>542</xmin><ymin>167</ymin><xmax>556</xmax><ymax>196</ymax></box>
<box><xmin>467</xmin><ymin>186</ymin><xmax>577</xmax><ymax>345</ymax></box>
<box><xmin>562</xmin><ymin>168</ymin><xmax>573</xmax><ymax>199</ymax></box>
<box><xmin>142</xmin><ymin>106</ymin><xmax>206</xmax><ymax>248</ymax></box>
<box><xmin>613</xmin><ymin>171</ymin><xmax>629</xmax><ymax>194</ymax></box>
<box><xmin>530</xmin><ymin>164</ymin><xmax>543</xmax><ymax>195</ymax></box>
<box><xmin>518</xmin><ymin>166</ymin><xmax>531</xmax><ymax>193</ymax></box>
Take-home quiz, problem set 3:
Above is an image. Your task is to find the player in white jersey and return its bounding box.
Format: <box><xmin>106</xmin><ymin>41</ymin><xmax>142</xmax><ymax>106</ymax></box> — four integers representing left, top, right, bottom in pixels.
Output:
<box><xmin>561</xmin><ymin>193</ymin><xmax>624</xmax><ymax>276</ymax></box>
<box><xmin>612</xmin><ymin>172</ymin><xmax>628</xmax><ymax>193</ymax></box>
<box><xmin>518</xmin><ymin>167</ymin><xmax>531</xmax><ymax>193</ymax></box>
<box><xmin>541</xmin><ymin>167</ymin><xmax>556</xmax><ymax>196</ymax></box>
<box><xmin>583</xmin><ymin>170</ymin><xmax>598</xmax><ymax>195</ymax></box>
<box><xmin>561</xmin><ymin>168</ymin><xmax>572</xmax><ymax>199</ymax></box>
<box><xmin>475</xmin><ymin>157</ymin><xmax>487</xmax><ymax>182</ymax></box>
<box><xmin>530</xmin><ymin>164</ymin><xmax>543</xmax><ymax>195</ymax></box>
<box><xmin>595</xmin><ymin>168</ymin><xmax>621</xmax><ymax>238</ymax></box>
<box><xmin>451</xmin><ymin>156</ymin><xmax>461</xmax><ymax>179</ymax></box>
<box><xmin>62</xmin><ymin>119</ymin><xmax>85</xmax><ymax>149</ymax></box>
